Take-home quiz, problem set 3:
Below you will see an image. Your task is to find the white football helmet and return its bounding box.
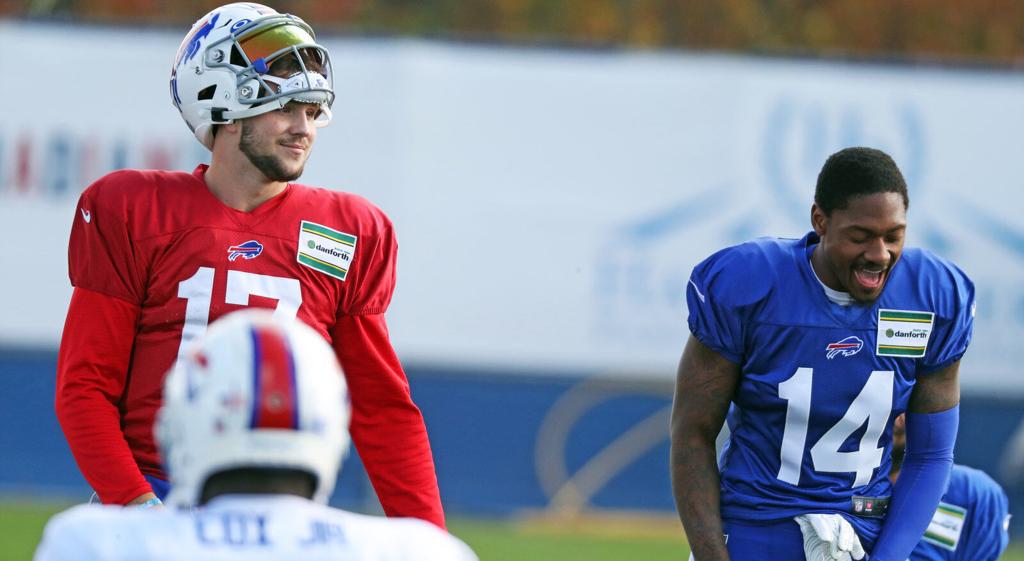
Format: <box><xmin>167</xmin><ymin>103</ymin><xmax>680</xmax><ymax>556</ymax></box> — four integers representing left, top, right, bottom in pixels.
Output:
<box><xmin>156</xmin><ymin>309</ymin><xmax>350</xmax><ymax>508</ymax></box>
<box><xmin>170</xmin><ymin>2</ymin><xmax>335</xmax><ymax>149</ymax></box>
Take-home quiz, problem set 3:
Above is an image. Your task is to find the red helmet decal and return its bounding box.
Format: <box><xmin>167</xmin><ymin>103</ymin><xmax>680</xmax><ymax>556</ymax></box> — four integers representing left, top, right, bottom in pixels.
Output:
<box><xmin>249</xmin><ymin>325</ymin><xmax>298</xmax><ymax>429</ymax></box>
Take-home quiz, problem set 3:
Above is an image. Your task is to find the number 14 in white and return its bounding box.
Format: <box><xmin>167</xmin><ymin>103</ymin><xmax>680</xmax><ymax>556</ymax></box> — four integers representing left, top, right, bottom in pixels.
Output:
<box><xmin>777</xmin><ymin>368</ymin><xmax>894</xmax><ymax>487</ymax></box>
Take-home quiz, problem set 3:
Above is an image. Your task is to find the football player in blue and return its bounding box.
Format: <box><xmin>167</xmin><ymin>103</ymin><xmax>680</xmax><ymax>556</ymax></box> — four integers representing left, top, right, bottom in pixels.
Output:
<box><xmin>889</xmin><ymin>414</ymin><xmax>1012</xmax><ymax>561</ymax></box>
<box><xmin>671</xmin><ymin>147</ymin><xmax>974</xmax><ymax>561</ymax></box>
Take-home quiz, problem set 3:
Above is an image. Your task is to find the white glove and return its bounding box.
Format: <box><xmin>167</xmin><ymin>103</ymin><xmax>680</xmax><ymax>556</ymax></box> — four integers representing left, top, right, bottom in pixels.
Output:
<box><xmin>794</xmin><ymin>513</ymin><xmax>867</xmax><ymax>561</ymax></box>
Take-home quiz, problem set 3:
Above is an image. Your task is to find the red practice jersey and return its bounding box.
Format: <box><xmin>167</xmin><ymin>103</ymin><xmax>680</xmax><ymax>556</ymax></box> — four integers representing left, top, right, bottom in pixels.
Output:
<box><xmin>57</xmin><ymin>165</ymin><xmax>444</xmax><ymax>527</ymax></box>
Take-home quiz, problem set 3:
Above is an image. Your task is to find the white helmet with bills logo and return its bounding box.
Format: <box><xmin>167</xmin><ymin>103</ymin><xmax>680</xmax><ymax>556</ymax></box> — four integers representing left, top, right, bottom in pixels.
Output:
<box><xmin>170</xmin><ymin>2</ymin><xmax>334</xmax><ymax>149</ymax></box>
<box><xmin>156</xmin><ymin>309</ymin><xmax>350</xmax><ymax>507</ymax></box>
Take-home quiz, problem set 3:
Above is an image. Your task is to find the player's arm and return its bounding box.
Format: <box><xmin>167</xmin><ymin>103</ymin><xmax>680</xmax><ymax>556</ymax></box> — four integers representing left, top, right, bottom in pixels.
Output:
<box><xmin>61</xmin><ymin>176</ymin><xmax>157</xmax><ymax>505</ymax></box>
<box><xmin>871</xmin><ymin>360</ymin><xmax>960</xmax><ymax>561</ymax></box>
<box><xmin>906</xmin><ymin>359</ymin><xmax>960</xmax><ymax>413</ymax></box>
<box><xmin>331</xmin><ymin>206</ymin><xmax>444</xmax><ymax>528</ymax></box>
<box><xmin>33</xmin><ymin>517</ymin><xmax>76</xmax><ymax>561</ymax></box>
<box><xmin>331</xmin><ymin>313</ymin><xmax>445</xmax><ymax>529</ymax></box>
<box><xmin>670</xmin><ymin>335</ymin><xmax>740</xmax><ymax>561</ymax></box>
<box><xmin>333</xmin><ymin>313</ymin><xmax>446</xmax><ymax>528</ymax></box>
<box><xmin>56</xmin><ymin>287</ymin><xmax>154</xmax><ymax>505</ymax></box>
<box><xmin>403</xmin><ymin>518</ymin><xmax>479</xmax><ymax>561</ymax></box>
<box><xmin>33</xmin><ymin>508</ymin><xmax>88</xmax><ymax>561</ymax></box>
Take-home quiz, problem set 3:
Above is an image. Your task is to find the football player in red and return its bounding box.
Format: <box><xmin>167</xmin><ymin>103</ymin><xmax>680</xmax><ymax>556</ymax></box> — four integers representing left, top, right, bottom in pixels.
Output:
<box><xmin>56</xmin><ymin>2</ymin><xmax>445</xmax><ymax>528</ymax></box>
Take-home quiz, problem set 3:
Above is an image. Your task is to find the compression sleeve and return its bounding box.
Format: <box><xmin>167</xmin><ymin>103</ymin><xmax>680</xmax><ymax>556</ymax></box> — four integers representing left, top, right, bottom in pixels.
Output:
<box><xmin>871</xmin><ymin>406</ymin><xmax>958</xmax><ymax>561</ymax></box>
<box><xmin>331</xmin><ymin>313</ymin><xmax>446</xmax><ymax>529</ymax></box>
<box><xmin>56</xmin><ymin>287</ymin><xmax>152</xmax><ymax>505</ymax></box>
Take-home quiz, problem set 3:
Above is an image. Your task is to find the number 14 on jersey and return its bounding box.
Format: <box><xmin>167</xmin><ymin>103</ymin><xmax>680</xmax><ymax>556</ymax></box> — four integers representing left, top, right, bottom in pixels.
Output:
<box><xmin>778</xmin><ymin>368</ymin><xmax>894</xmax><ymax>487</ymax></box>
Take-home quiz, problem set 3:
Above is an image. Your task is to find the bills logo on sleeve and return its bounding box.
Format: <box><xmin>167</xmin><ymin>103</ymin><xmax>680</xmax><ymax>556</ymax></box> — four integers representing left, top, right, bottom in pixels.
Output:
<box><xmin>296</xmin><ymin>221</ymin><xmax>357</xmax><ymax>281</ymax></box>
<box><xmin>876</xmin><ymin>309</ymin><xmax>934</xmax><ymax>358</ymax></box>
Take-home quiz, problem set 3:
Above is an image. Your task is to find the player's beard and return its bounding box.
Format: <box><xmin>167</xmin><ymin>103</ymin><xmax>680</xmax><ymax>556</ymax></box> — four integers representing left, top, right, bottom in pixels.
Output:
<box><xmin>239</xmin><ymin>120</ymin><xmax>306</xmax><ymax>182</ymax></box>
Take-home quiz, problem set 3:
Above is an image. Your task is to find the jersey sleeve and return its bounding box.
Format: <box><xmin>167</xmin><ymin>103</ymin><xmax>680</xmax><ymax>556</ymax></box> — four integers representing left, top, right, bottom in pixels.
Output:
<box><xmin>686</xmin><ymin>243</ymin><xmax>772</xmax><ymax>364</ymax></box>
<box><xmin>418</xmin><ymin>522</ymin><xmax>480</xmax><ymax>561</ymax></box>
<box><xmin>331</xmin><ymin>313</ymin><xmax>445</xmax><ymax>529</ymax></box>
<box><xmin>338</xmin><ymin>208</ymin><xmax>397</xmax><ymax>316</ymax></box>
<box><xmin>918</xmin><ymin>260</ymin><xmax>974</xmax><ymax>374</ymax></box>
<box><xmin>958</xmin><ymin>467</ymin><xmax>1011</xmax><ymax>561</ymax></box>
<box><xmin>33</xmin><ymin>506</ymin><xmax>105</xmax><ymax>561</ymax></box>
<box><xmin>68</xmin><ymin>175</ymin><xmax>145</xmax><ymax>304</ymax></box>
<box><xmin>34</xmin><ymin>512</ymin><xmax>77</xmax><ymax>561</ymax></box>
<box><xmin>56</xmin><ymin>287</ymin><xmax>152</xmax><ymax>505</ymax></box>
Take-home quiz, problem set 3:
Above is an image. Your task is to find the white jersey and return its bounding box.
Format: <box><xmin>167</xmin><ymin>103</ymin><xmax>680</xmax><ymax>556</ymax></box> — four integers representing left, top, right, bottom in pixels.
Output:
<box><xmin>34</xmin><ymin>495</ymin><xmax>478</xmax><ymax>561</ymax></box>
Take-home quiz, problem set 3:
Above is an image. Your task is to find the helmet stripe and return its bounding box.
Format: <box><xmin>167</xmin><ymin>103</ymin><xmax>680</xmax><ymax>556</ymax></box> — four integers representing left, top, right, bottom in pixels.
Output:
<box><xmin>249</xmin><ymin>325</ymin><xmax>299</xmax><ymax>430</ymax></box>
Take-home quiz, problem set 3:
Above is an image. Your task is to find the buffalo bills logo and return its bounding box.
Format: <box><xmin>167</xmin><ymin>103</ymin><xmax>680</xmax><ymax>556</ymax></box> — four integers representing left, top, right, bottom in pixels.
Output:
<box><xmin>825</xmin><ymin>336</ymin><xmax>864</xmax><ymax>359</ymax></box>
<box><xmin>176</xmin><ymin>12</ymin><xmax>220</xmax><ymax>68</ymax></box>
<box><xmin>227</xmin><ymin>240</ymin><xmax>264</xmax><ymax>261</ymax></box>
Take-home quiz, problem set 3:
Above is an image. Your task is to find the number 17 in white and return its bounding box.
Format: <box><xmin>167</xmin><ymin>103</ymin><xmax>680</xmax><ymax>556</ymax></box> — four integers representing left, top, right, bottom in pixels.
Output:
<box><xmin>777</xmin><ymin>368</ymin><xmax>894</xmax><ymax>487</ymax></box>
<box><xmin>176</xmin><ymin>267</ymin><xmax>303</xmax><ymax>363</ymax></box>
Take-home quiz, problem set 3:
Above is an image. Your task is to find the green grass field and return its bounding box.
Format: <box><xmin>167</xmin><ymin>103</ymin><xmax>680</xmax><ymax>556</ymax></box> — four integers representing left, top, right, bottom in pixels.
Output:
<box><xmin>2</xmin><ymin>501</ymin><xmax>1021</xmax><ymax>561</ymax></box>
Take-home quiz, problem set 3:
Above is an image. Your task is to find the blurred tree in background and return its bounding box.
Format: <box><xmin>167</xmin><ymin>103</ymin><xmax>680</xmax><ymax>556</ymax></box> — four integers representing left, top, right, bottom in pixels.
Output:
<box><xmin>4</xmin><ymin>0</ymin><xmax>1024</xmax><ymax>66</ymax></box>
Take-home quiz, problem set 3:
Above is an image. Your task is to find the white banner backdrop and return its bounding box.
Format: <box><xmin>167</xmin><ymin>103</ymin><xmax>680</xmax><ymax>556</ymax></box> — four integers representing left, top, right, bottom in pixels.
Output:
<box><xmin>1</xmin><ymin>22</ymin><xmax>1022</xmax><ymax>392</ymax></box>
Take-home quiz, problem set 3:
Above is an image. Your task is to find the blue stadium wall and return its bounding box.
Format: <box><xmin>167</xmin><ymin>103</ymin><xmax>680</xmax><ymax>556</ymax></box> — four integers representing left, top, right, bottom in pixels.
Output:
<box><xmin>2</xmin><ymin>349</ymin><xmax>1021</xmax><ymax>537</ymax></box>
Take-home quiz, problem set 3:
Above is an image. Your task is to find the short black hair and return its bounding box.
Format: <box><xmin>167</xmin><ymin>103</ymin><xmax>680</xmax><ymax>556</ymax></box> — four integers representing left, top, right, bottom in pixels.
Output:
<box><xmin>814</xmin><ymin>147</ymin><xmax>909</xmax><ymax>215</ymax></box>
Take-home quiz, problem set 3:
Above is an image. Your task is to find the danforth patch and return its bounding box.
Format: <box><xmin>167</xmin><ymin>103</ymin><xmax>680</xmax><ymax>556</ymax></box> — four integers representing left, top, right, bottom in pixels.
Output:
<box><xmin>876</xmin><ymin>309</ymin><xmax>934</xmax><ymax>358</ymax></box>
<box><xmin>296</xmin><ymin>220</ymin><xmax>357</xmax><ymax>281</ymax></box>
<box><xmin>922</xmin><ymin>502</ymin><xmax>966</xmax><ymax>551</ymax></box>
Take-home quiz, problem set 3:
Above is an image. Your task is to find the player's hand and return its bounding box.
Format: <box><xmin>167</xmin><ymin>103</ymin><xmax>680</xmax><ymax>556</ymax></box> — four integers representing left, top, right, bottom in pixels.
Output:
<box><xmin>794</xmin><ymin>513</ymin><xmax>867</xmax><ymax>561</ymax></box>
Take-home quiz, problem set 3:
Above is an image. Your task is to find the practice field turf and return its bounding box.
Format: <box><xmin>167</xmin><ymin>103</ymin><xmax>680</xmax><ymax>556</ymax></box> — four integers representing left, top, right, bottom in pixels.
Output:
<box><xmin>3</xmin><ymin>501</ymin><xmax>1022</xmax><ymax>561</ymax></box>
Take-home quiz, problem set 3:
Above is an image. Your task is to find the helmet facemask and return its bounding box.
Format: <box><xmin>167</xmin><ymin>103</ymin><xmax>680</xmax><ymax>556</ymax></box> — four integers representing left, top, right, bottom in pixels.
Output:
<box><xmin>205</xmin><ymin>16</ymin><xmax>334</xmax><ymax>124</ymax></box>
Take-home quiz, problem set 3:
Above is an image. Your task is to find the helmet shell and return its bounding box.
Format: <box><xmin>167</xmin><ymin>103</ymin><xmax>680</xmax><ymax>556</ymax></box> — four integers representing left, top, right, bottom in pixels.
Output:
<box><xmin>170</xmin><ymin>3</ymin><xmax>334</xmax><ymax>149</ymax></box>
<box><xmin>156</xmin><ymin>309</ymin><xmax>350</xmax><ymax>507</ymax></box>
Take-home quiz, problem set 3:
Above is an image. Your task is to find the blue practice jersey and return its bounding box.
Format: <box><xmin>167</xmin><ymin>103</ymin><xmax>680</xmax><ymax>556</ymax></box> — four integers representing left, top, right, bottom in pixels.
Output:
<box><xmin>910</xmin><ymin>464</ymin><xmax>1010</xmax><ymax>561</ymax></box>
<box><xmin>687</xmin><ymin>232</ymin><xmax>974</xmax><ymax>547</ymax></box>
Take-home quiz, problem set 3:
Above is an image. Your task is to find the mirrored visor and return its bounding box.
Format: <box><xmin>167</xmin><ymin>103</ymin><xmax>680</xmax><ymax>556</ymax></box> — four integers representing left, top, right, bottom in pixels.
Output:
<box><xmin>238</xmin><ymin>22</ymin><xmax>317</xmax><ymax>64</ymax></box>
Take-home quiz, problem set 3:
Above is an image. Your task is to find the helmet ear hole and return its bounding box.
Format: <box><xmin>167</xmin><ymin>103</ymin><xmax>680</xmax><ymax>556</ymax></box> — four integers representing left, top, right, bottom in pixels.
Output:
<box><xmin>198</xmin><ymin>85</ymin><xmax>217</xmax><ymax>101</ymax></box>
